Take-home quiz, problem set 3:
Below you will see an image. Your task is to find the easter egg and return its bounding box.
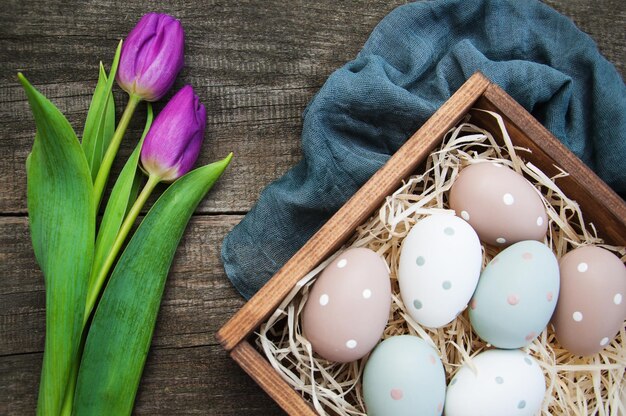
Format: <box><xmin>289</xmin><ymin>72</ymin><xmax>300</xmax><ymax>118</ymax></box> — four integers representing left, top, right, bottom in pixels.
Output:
<box><xmin>398</xmin><ymin>214</ymin><xmax>482</xmax><ymax>328</ymax></box>
<box><xmin>469</xmin><ymin>240</ymin><xmax>559</xmax><ymax>348</ymax></box>
<box><xmin>363</xmin><ymin>335</ymin><xmax>446</xmax><ymax>416</ymax></box>
<box><xmin>552</xmin><ymin>246</ymin><xmax>626</xmax><ymax>356</ymax></box>
<box><xmin>302</xmin><ymin>247</ymin><xmax>391</xmax><ymax>362</ymax></box>
<box><xmin>449</xmin><ymin>162</ymin><xmax>548</xmax><ymax>246</ymax></box>
<box><xmin>445</xmin><ymin>349</ymin><xmax>545</xmax><ymax>416</ymax></box>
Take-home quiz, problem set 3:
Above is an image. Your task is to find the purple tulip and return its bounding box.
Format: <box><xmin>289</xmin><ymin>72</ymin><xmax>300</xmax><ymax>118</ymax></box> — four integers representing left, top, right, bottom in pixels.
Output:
<box><xmin>117</xmin><ymin>13</ymin><xmax>184</xmax><ymax>102</ymax></box>
<box><xmin>141</xmin><ymin>86</ymin><xmax>206</xmax><ymax>182</ymax></box>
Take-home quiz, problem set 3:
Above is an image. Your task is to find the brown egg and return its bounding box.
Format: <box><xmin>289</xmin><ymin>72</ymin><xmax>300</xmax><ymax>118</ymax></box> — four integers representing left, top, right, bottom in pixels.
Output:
<box><xmin>301</xmin><ymin>247</ymin><xmax>391</xmax><ymax>363</ymax></box>
<box><xmin>449</xmin><ymin>162</ymin><xmax>547</xmax><ymax>246</ymax></box>
<box><xmin>552</xmin><ymin>246</ymin><xmax>626</xmax><ymax>356</ymax></box>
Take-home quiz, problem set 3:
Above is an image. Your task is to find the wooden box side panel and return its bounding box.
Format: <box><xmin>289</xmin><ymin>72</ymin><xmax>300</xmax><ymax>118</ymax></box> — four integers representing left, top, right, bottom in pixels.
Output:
<box><xmin>217</xmin><ymin>73</ymin><xmax>491</xmax><ymax>351</ymax></box>
<box><xmin>230</xmin><ymin>341</ymin><xmax>317</xmax><ymax>416</ymax></box>
<box><xmin>472</xmin><ymin>85</ymin><xmax>626</xmax><ymax>245</ymax></box>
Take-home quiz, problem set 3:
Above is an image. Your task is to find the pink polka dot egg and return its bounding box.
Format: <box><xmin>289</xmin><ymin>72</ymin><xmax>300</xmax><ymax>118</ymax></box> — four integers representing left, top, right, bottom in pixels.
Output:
<box><xmin>449</xmin><ymin>162</ymin><xmax>548</xmax><ymax>247</ymax></box>
<box><xmin>362</xmin><ymin>335</ymin><xmax>446</xmax><ymax>416</ymax></box>
<box><xmin>551</xmin><ymin>245</ymin><xmax>626</xmax><ymax>356</ymax></box>
<box><xmin>469</xmin><ymin>240</ymin><xmax>560</xmax><ymax>348</ymax></box>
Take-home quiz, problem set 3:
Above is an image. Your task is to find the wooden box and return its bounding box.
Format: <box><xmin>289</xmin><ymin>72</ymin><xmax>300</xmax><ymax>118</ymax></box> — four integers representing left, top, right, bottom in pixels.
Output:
<box><xmin>217</xmin><ymin>72</ymin><xmax>626</xmax><ymax>415</ymax></box>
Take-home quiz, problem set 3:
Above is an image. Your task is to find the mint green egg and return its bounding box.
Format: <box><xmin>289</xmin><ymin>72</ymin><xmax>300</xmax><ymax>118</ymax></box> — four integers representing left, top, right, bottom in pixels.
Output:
<box><xmin>363</xmin><ymin>335</ymin><xmax>446</xmax><ymax>416</ymax></box>
<box><xmin>469</xmin><ymin>240</ymin><xmax>559</xmax><ymax>348</ymax></box>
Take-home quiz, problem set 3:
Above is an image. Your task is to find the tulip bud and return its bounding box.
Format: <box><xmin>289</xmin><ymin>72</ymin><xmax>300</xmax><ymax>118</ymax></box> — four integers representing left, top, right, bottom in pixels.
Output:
<box><xmin>141</xmin><ymin>85</ymin><xmax>206</xmax><ymax>182</ymax></box>
<box><xmin>117</xmin><ymin>13</ymin><xmax>184</xmax><ymax>102</ymax></box>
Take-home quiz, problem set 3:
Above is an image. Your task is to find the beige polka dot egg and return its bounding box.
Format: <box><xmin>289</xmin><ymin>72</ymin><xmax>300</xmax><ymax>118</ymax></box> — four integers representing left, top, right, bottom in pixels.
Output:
<box><xmin>301</xmin><ymin>247</ymin><xmax>391</xmax><ymax>363</ymax></box>
<box><xmin>551</xmin><ymin>245</ymin><xmax>626</xmax><ymax>356</ymax></box>
<box><xmin>449</xmin><ymin>162</ymin><xmax>547</xmax><ymax>246</ymax></box>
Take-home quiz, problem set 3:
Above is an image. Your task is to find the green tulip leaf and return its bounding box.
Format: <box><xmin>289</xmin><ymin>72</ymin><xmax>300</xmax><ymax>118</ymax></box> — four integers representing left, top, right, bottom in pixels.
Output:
<box><xmin>74</xmin><ymin>153</ymin><xmax>233</xmax><ymax>415</ymax></box>
<box><xmin>19</xmin><ymin>73</ymin><xmax>95</xmax><ymax>416</ymax></box>
<box><xmin>82</xmin><ymin>41</ymin><xmax>122</xmax><ymax>182</ymax></box>
<box><xmin>86</xmin><ymin>103</ymin><xmax>153</xmax><ymax>319</ymax></box>
<box><xmin>126</xmin><ymin>169</ymin><xmax>143</xmax><ymax>215</ymax></box>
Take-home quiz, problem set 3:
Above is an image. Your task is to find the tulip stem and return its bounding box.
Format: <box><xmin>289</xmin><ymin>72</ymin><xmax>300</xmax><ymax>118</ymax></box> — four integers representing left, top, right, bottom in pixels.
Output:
<box><xmin>84</xmin><ymin>174</ymin><xmax>161</xmax><ymax>325</ymax></box>
<box><xmin>59</xmin><ymin>338</ymin><xmax>83</xmax><ymax>416</ymax></box>
<box><xmin>93</xmin><ymin>93</ymin><xmax>142</xmax><ymax>209</ymax></box>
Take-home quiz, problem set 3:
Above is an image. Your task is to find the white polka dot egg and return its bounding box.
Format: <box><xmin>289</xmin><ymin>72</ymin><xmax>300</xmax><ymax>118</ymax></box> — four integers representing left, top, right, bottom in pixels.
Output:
<box><xmin>551</xmin><ymin>245</ymin><xmax>626</xmax><ymax>356</ymax></box>
<box><xmin>449</xmin><ymin>162</ymin><xmax>548</xmax><ymax>246</ymax></box>
<box><xmin>445</xmin><ymin>349</ymin><xmax>546</xmax><ymax>416</ymax></box>
<box><xmin>398</xmin><ymin>214</ymin><xmax>482</xmax><ymax>328</ymax></box>
<box><xmin>363</xmin><ymin>335</ymin><xmax>446</xmax><ymax>416</ymax></box>
<box><xmin>301</xmin><ymin>247</ymin><xmax>391</xmax><ymax>362</ymax></box>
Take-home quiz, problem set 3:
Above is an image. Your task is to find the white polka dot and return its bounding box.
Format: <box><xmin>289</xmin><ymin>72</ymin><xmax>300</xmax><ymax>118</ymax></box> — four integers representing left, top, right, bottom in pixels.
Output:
<box><xmin>319</xmin><ymin>294</ymin><xmax>329</xmax><ymax>306</ymax></box>
<box><xmin>346</xmin><ymin>339</ymin><xmax>357</xmax><ymax>349</ymax></box>
<box><xmin>503</xmin><ymin>193</ymin><xmax>515</xmax><ymax>205</ymax></box>
<box><xmin>572</xmin><ymin>311</ymin><xmax>583</xmax><ymax>322</ymax></box>
<box><xmin>496</xmin><ymin>237</ymin><xmax>507</xmax><ymax>244</ymax></box>
<box><xmin>362</xmin><ymin>289</ymin><xmax>372</xmax><ymax>299</ymax></box>
<box><xmin>600</xmin><ymin>337</ymin><xmax>609</xmax><ymax>346</ymax></box>
<box><xmin>337</xmin><ymin>259</ymin><xmax>348</xmax><ymax>268</ymax></box>
<box><xmin>536</xmin><ymin>216</ymin><xmax>544</xmax><ymax>226</ymax></box>
<box><xmin>461</xmin><ymin>210</ymin><xmax>470</xmax><ymax>221</ymax></box>
<box><xmin>614</xmin><ymin>293</ymin><xmax>623</xmax><ymax>305</ymax></box>
<box><xmin>577</xmin><ymin>262</ymin><xmax>588</xmax><ymax>273</ymax></box>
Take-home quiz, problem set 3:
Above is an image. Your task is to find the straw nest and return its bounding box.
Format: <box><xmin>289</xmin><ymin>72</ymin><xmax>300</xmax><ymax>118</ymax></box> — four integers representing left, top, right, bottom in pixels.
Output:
<box><xmin>257</xmin><ymin>111</ymin><xmax>626</xmax><ymax>416</ymax></box>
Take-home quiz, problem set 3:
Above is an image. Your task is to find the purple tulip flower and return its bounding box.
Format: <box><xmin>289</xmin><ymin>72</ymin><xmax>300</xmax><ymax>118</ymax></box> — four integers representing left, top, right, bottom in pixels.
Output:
<box><xmin>141</xmin><ymin>86</ymin><xmax>206</xmax><ymax>182</ymax></box>
<box><xmin>117</xmin><ymin>13</ymin><xmax>184</xmax><ymax>102</ymax></box>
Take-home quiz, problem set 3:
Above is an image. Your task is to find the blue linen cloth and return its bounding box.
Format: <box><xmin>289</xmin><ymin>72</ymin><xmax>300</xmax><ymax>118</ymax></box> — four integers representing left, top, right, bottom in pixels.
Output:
<box><xmin>222</xmin><ymin>0</ymin><xmax>626</xmax><ymax>299</ymax></box>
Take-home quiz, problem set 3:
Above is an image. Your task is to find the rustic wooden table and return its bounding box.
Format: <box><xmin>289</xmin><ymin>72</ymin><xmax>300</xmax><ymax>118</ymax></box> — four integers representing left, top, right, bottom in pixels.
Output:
<box><xmin>1</xmin><ymin>1</ymin><xmax>624</xmax><ymax>414</ymax></box>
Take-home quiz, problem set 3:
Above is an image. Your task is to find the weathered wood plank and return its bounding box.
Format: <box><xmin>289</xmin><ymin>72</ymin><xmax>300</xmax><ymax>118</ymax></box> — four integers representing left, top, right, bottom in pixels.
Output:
<box><xmin>230</xmin><ymin>341</ymin><xmax>317</xmax><ymax>416</ymax></box>
<box><xmin>0</xmin><ymin>216</ymin><xmax>247</xmax><ymax>356</ymax></box>
<box><xmin>0</xmin><ymin>214</ymin><xmax>284</xmax><ymax>414</ymax></box>
<box><xmin>0</xmin><ymin>0</ymin><xmax>623</xmax><ymax>214</ymax></box>
<box><xmin>0</xmin><ymin>0</ymin><xmax>401</xmax><ymax>215</ymax></box>
<box><xmin>1</xmin><ymin>345</ymin><xmax>284</xmax><ymax>415</ymax></box>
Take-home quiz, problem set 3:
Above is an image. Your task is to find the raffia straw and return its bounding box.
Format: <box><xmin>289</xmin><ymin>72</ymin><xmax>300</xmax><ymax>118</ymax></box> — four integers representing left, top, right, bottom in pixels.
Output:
<box><xmin>256</xmin><ymin>110</ymin><xmax>626</xmax><ymax>416</ymax></box>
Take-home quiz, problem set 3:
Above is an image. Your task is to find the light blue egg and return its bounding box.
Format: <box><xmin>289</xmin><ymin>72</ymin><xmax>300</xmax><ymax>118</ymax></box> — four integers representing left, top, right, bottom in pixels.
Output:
<box><xmin>469</xmin><ymin>240</ymin><xmax>559</xmax><ymax>348</ymax></box>
<box><xmin>363</xmin><ymin>335</ymin><xmax>446</xmax><ymax>416</ymax></box>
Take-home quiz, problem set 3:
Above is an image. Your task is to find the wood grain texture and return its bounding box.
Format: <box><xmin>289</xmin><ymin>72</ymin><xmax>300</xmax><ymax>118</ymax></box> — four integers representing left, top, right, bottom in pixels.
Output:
<box><xmin>0</xmin><ymin>215</ymin><xmax>251</xmax><ymax>354</ymax></box>
<box><xmin>0</xmin><ymin>216</ymin><xmax>247</xmax><ymax>356</ymax></box>
<box><xmin>0</xmin><ymin>0</ymin><xmax>624</xmax><ymax>414</ymax></box>
<box><xmin>230</xmin><ymin>341</ymin><xmax>318</xmax><ymax>416</ymax></box>
<box><xmin>0</xmin><ymin>0</ymin><xmax>401</xmax><ymax>215</ymax></box>
<box><xmin>1</xmin><ymin>345</ymin><xmax>283</xmax><ymax>416</ymax></box>
<box><xmin>0</xmin><ymin>215</ymin><xmax>284</xmax><ymax>415</ymax></box>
